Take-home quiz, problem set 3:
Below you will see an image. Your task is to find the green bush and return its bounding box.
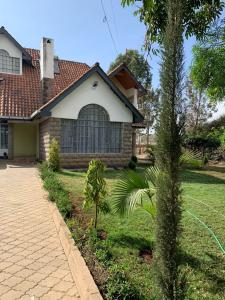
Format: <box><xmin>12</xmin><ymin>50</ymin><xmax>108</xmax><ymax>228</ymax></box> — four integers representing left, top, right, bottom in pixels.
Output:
<box><xmin>39</xmin><ymin>162</ymin><xmax>72</xmax><ymax>218</ymax></box>
<box><xmin>106</xmin><ymin>265</ymin><xmax>141</xmax><ymax>300</ymax></box>
<box><xmin>128</xmin><ymin>160</ymin><xmax>136</xmax><ymax>170</ymax></box>
<box><xmin>48</xmin><ymin>138</ymin><xmax>60</xmax><ymax>172</ymax></box>
<box><xmin>57</xmin><ymin>194</ymin><xmax>72</xmax><ymax>218</ymax></box>
<box><xmin>145</xmin><ymin>145</ymin><xmax>156</xmax><ymax>165</ymax></box>
<box><xmin>131</xmin><ymin>155</ymin><xmax>138</xmax><ymax>163</ymax></box>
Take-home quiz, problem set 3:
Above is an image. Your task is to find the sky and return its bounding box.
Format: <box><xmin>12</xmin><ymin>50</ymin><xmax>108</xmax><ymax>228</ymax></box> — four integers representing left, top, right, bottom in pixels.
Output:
<box><xmin>1</xmin><ymin>0</ymin><xmax>224</xmax><ymax>116</ymax></box>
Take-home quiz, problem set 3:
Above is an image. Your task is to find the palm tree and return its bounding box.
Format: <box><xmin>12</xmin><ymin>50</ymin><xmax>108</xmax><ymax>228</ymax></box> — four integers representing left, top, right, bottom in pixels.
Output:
<box><xmin>112</xmin><ymin>166</ymin><xmax>158</xmax><ymax>220</ymax></box>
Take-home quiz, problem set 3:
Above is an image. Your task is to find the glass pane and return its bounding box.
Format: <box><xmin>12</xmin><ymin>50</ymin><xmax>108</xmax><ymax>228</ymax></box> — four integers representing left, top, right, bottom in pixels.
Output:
<box><xmin>0</xmin><ymin>50</ymin><xmax>20</xmax><ymax>74</ymax></box>
<box><xmin>61</xmin><ymin>104</ymin><xmax>122</xmax><ymax>154</ymax></box>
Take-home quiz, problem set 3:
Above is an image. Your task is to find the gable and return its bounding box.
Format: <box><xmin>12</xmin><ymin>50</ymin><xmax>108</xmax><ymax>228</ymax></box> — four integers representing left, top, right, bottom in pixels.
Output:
<box><xmin>0</xmin><ymin>32</ymin><xmax>22</xmax><ymax>74</ymax></box>
<box><xmin>51</xmin><ymin>73</ymin><xmax>133</xmax><ymax>122</ymax></box>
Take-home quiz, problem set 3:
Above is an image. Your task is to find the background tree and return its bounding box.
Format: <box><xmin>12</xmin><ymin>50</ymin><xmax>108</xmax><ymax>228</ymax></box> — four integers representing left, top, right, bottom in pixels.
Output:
<box><xmin>109</xmin><ymin>49</ymin><xmax>160</xmax><ymax>145</ymax></box>
<box><xmin>185</xmin><ymin>80</ymin><xmax>217</xmax><ymax>133</ymax></box>
<box><xmin>121</xmin><ymin>0</ymin><xmax>224</xmax><ymax>299</ymax></box>
<box><xmin>109</xmin><ymin>49</ymin><xmax>152</xmax><ymax>87</ymax></box>
<box><xmin>190</xmin><ymin>18</ymin><xmax>225</xmax><ymax>101</ymax></box>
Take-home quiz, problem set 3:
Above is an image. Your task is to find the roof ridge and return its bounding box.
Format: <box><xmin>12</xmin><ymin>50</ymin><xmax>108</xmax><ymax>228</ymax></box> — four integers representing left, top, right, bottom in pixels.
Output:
<box><xmin>24</xmin><ymin>48</ymin><xmax>89</xmax><ymax>66</ymax></box>
<box><xmin>38</xmin><ymin>63</ymin><xmax>97</xmax><ymax>111</ymax></box>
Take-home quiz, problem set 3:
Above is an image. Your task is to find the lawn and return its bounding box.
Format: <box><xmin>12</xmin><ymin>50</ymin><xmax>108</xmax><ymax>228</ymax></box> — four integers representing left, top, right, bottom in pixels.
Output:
<box><xmin>57</xmin><ymin>165</ymin><xmax>225</xmax><ymax>300</ymax></box>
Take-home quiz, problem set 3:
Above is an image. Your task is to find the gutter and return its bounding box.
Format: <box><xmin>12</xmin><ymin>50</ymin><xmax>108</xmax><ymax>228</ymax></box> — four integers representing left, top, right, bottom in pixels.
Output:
<box><xmin>0</xmin><ymin>116</ymin><xmax>32</xmax><ymax>121</ymax></box>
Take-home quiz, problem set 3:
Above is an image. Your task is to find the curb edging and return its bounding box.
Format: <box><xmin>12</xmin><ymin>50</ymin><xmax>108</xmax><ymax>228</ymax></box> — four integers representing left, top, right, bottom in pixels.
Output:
<box><xmin>48</xmin><ymin>201</ymin><xmax>103</xmax><ymax>300</ymax></box>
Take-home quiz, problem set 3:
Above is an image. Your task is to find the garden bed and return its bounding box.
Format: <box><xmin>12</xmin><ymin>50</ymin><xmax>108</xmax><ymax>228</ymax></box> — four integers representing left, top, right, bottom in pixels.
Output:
<box><xmin>41</xmin><ymin>164</ymin><xmax>225</xmax><ymax>299</ymax></box>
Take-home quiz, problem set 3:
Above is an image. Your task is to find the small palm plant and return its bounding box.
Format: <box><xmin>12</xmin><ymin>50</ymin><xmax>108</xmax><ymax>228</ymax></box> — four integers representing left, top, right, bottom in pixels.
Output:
<box><xmin>112</xmin><ymin>149</ymin><xmax>201</xmax><ymax>218</ymax></box>
<box><xmin>112</xmin><ymin>166</ymin><xmax>159</xmax><ymax>220</ymax></box>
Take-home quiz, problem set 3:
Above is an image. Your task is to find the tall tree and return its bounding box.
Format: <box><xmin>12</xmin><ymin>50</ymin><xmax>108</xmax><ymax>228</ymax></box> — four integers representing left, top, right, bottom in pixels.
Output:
<box><xmin>121</xmin><ymin>0</ymin><xmax>224</xmax><ymax>299</ymax></box>
<box><xmin>154</xmin><ymin>1</ymin><xmax>184</xmax><ymax>298</ymax></box>
<box><xmin>190</xmin><ymin>19</ymin><xmax>225</xmax><ymax>102</ymax></box>
<box><xmin>109</xmin><ymin>49</ymin><xmax>159</xmax><ymax>142</ymax></box>
<box><xmin>185</xmin><ymin>80</ymin><xmax>217</xmax><ymax>133</ymax></box>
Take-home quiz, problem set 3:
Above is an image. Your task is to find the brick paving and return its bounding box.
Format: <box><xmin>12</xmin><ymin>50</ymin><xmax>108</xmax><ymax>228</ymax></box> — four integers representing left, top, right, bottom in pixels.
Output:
<box><xmin>0</xmin><ymin>163</ymin><xmax>80</xmax><ymax>300</ymax></box>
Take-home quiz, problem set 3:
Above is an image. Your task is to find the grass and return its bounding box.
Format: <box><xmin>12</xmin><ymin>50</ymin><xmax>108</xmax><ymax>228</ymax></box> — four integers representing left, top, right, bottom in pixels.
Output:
<box><xmin>57</xmin><ymin>166</ymin><xmax>225</xmax><ymax>299</ymax></box>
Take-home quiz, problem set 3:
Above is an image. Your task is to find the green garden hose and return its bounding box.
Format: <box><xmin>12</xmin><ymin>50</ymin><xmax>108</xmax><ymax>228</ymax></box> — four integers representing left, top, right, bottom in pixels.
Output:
<box><xmin>184</xmin><ymin>208</ymin><xmax>225</xmax><ymax>255</ymax></box>
<box><xmin>185</xmin><ymin>195</ymin><xmax>225</xmax><ymax>220</ymax></box>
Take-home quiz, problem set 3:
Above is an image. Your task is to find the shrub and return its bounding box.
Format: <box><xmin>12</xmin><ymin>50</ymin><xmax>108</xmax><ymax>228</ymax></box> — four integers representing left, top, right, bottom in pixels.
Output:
<box><xmin>128</xmin><ymin>160</ymin><xmax>136</xmax><ymax>170</ymax></box>
<box><xmin>57</xmin><ymin>194</ymin><xmax>72</xmax><ymax>218</ymax></box>
<box><xmin>203</xmin><ymin>155</ymin><xmax>209</xmax><ymax>165</ymax></box>
<box><xmin>83</xmin><ymin>160</ymin><xmax>108</xmax><ymax>229</ymax></box>
<box><xmin>105</xmin><ymin>265</ymin><xmax>141</xmax><ymax>300</ymax></box>
<box><xmin>131</xmin><ymin>155</ymin><xmax>138</xmax><ymax>163</ymax></box>
<box><xmin>39</xmin><ymin>162</ymin><xmax>72</xmax><ymax>218</ymax></box>
<box><xmin>145</xmin><ymin>145</ymin><xmax>156</xmax><ymax>165</ymax></box>
<box><xmin>48</xmin><ymin>138</ymin><xmax>60</xmax><ymax>172</ymax></box>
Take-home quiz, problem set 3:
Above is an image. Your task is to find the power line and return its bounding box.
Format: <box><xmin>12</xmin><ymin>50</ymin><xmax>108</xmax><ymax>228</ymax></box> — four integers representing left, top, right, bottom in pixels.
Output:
<box><xmin>110</xmin><ymin>0</ymin><xmax>119</xmax><ymax>45</ymax></box>
<box><xmin>100</xmin><ymin>0</ymin><xmax>118</xmax><ymax>55</ymax></box>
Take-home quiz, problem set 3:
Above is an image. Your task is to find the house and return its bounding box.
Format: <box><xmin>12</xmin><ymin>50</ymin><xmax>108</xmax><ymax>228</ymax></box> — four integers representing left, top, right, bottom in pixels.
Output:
<box><xmin>0</xmin><ymin>26</ymin><xmax>145</xmax><ymax>167</ymax></box>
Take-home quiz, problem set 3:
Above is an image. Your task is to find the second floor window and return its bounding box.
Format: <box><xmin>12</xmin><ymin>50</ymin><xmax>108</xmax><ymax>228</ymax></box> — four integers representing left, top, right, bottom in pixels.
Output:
<box><xmin>0</xmin><ymin>49</ymin><xmax>20</xmax><ymax>74</ymax></box>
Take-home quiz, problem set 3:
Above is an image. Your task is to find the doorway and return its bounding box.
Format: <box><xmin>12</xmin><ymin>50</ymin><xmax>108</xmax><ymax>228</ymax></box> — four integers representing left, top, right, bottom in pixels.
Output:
<box><xmin>0</xmin><ymin>124</ymin><xmax>8</xmax><ymax>158</ymax></box>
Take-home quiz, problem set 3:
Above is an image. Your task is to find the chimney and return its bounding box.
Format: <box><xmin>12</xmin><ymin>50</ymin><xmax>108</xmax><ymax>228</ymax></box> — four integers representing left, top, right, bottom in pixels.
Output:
<box><xmin>40</xmin><ymin>37</ymin><xmax>54</xmax><ymax>104</ymax></box>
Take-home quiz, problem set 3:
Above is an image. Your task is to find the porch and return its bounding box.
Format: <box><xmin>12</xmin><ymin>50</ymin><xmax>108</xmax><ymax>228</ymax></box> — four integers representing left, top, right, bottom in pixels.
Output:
<box><xmin>0</xmin><ymin>122</ymin><xmax>38</xmax><ymax>161</ymax></box>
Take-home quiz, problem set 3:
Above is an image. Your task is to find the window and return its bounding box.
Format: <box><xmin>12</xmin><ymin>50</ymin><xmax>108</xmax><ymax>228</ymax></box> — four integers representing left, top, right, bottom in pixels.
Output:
<box><xmin>0</xmin><ymin>49</ymin><xmax>20</xmax><ymax>74</ymax></box>
<box><xmin>61</xmin><ymin>104</ymin><xmax>122</xmax><ymax>153</ymax></box>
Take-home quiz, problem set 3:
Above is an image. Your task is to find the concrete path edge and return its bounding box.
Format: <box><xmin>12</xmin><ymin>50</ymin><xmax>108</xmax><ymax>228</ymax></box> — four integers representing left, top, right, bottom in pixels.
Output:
<box><xmin>48</xmin><ymin>201</ymin><xmax>103</xmax><ymax>300</ymax></box>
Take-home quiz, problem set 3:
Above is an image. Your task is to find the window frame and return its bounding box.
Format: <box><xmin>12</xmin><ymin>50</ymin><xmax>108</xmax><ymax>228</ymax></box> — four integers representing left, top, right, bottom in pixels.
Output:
<box><xmin>61</xmin><ymin>104</ymin><xmax>123</xmax><ymax>154</ymax></box>
<box><xmin>0</xmin><ymin>49</ymin><xmax>20</xmax><ymax>75</ymax></box>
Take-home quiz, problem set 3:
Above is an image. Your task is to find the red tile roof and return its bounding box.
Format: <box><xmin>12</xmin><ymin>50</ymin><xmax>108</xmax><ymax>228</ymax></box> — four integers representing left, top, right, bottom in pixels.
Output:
<box><xmin>0</xmin><ymin>48</ymin><xmax>90</xmax><ymax>118</ymax></box>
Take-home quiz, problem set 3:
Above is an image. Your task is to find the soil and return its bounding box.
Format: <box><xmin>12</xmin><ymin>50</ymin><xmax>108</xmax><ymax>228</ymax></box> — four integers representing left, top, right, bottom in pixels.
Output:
<box><xmin>69</xmin><ymin>194</ymin><xmax>109</xmax><ymax>296</ymax></box>
<box><xmin>97</xmin><ymin>229</ymin><xmax>107</xmax><ymax>240</ymax></box>
<box><xmin>139</xmin><ymin>249</ymin><xmax>153</xmax><ymax>265</ymax></box>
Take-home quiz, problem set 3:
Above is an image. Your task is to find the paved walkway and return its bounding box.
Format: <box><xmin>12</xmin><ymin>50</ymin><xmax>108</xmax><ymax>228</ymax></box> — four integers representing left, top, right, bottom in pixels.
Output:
<box><xmin>0</xmin><ymin>163</ymin><xmax>80</xmax><ymax>300</ymax></box>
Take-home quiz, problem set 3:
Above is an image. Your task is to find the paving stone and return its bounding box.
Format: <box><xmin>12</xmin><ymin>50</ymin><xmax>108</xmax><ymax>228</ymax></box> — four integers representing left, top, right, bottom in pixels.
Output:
<box><xmin>0</xmin><ymin>164</ymin><xmax>81</xmax><ymax>299</ymax></box>
<box><xmin>1</xmin><ymin>275</ymin><xmax>24</xmax><ymax>288</ymax></box>
<box><xmin>40</xmin><ymin>290</ymin><xmax>64</xmax><ymax>300</ymax></box>
<box><xmin>1</xmin><ymin>289</ymin><xmax>24</xmax><ymax>300</ymax></box>
<box><xmin>0</xmin><ymin>284</ymin><xmax>10</xmax><ymax>296</ymax></box>
<box><xmin>14</xmin><ymin>280</ymin><xmax>36</xmax><ymax>292</ymax></box>
<box><xmin>39</xmin><ymin>276</ymin><xmax>60</xmax><ymax>288</ymax></box>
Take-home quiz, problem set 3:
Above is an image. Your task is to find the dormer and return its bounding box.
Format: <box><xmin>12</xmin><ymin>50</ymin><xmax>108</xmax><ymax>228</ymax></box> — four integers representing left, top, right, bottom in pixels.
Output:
<box><xmin>0</xmin><ymin>26</ymin><xmax>32</xmax><ymax>75</ymax></box>
<box><xmin>108</xmin><ymin>63</ymin><xmax>146</xmax><ymax>108</ymax></box>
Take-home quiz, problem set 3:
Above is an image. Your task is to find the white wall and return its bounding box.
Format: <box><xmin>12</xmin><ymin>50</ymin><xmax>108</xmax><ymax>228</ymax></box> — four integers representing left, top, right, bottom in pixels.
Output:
<box><xmin>0</xmin><ymin>33</ymin><xmax>22</xmax><ymax>74</ymax></box>
<box><xmin>51</xmin><ymin>73</ymin><xmax>133</xmax><ymax>123</ymax></box>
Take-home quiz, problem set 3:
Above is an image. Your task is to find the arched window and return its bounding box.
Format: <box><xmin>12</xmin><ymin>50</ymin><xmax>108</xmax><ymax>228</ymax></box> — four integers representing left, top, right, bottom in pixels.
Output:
<box><xmin>61</xmin><ymin>104</ymin><xmax>122</xmax><ymax>153</ymax></box>
<box><xmin>0</xmin><ymin>49</ymin><xmax>20</xmax><ymax>74</ymax></box>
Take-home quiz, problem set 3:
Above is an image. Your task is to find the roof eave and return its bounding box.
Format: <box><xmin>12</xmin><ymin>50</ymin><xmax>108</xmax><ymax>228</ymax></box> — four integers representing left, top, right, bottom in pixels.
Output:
<box><xmin>38</xmin><ymin>64</ymin><xmax>144</xmax><ymax>123</ymax></box>
<box><xmin>0</xmin><ymin>26</ymin><xmax>32</xmax><ymax>64</ymax></box>
<box><xmin>108</xmin><ymin>63</ymin><xmax>147</xmax><ymax>95</ymax></box>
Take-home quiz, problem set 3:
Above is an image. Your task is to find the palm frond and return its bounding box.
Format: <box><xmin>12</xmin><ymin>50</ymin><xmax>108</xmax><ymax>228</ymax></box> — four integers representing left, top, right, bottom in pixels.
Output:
<box><xmin>136</xmin><ymin>201</ymin><xmax>157</xmax><ymax>219</ymax></box>
<box><xmin>180</xmin><ymin>149</ymin><xmax>202</xmax><ymax>165</ymax></box>
<box><xmin>112</xmin><ymin>170</ymin><xmax>149</xmax><ymax>216</ymax></box>
<box><xmin>145</xmin><ymin>165</ymin><xmax>160</xmax><ymax>187</ymax></box>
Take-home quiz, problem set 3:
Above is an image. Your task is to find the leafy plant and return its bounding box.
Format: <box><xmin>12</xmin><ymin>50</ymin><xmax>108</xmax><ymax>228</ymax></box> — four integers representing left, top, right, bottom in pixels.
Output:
<box><xmin>128</xmin><ymin>160</ymin><xmax>136</xmax><ymax>170</ymax></box>
<box><xmin>131</xmin><ymin>155</ymin><xmax>138</xmax><ymax>163</ymax></box>
<box><xmin>48</xmin><ymin>138</ymin><xmax>60</xmax><ymax>172</ymax></box>
<box><xmin>106</xmin><ymin>265</ymin><xmax>142</xmax><ymax>300</ymax></box>
<box><xmin>39</xmin><ymin>162</ymin><xmax>72</xmax><ymax>218</ymax></box>
<box><xmin>112</xmin><ymin>167</ymin><xmax>157</xmax><ymax>220</ymax></box>
<box><xmin>145</xmin><ymin>144</ymin><xmax>156</xmax><ymax>165</ymax></box>
<box><xmin>83</xmin><ymin>160</ymin><xmax>108</xmax><ymax>228</ymax></box>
